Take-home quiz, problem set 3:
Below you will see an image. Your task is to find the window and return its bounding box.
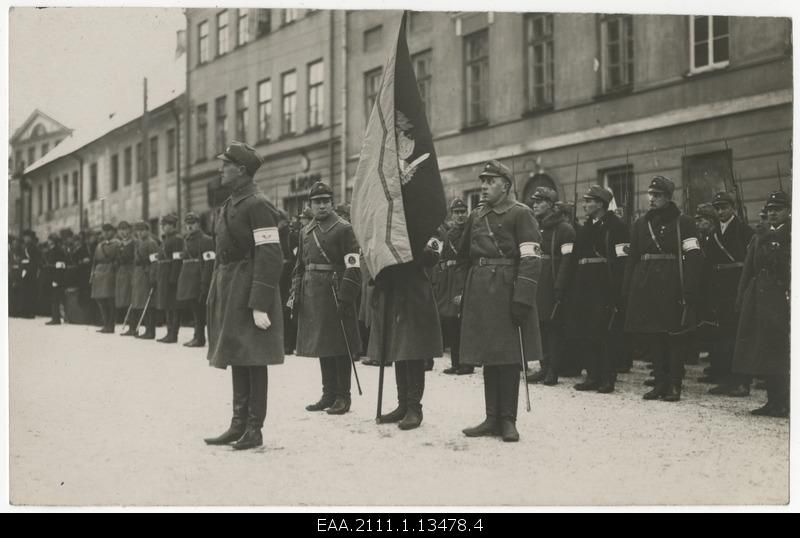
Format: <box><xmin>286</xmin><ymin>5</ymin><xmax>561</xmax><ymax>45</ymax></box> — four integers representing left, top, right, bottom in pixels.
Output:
<box><xmin>525</xmin><ymin>14</ymin><xmax>554</xmax><ymax>110</ymax></box>
<box><xmin>682</xmin><ymin>150</ymin><xmax>733</xmax><ymax>218</ymax></box>
<box><xmin>464</xmin><ymin>30</ymin><xmax>489</xmax><ymax>126</ymax></box>
<box><xmin>149</xmin><ymin>136</ymin><xmax>159</xmax><ymax>177</ymax></box>
<box><xmin>135</xmin><ymin>143</ymin><xmax>143</xmax><ymax>183</ymax></box>
<box><xmin>62</xmin><ymin>175</ymin><xmax>69</xmax><ymax>208</ymax></box>
<box><xmin>111</xmin><ymin>153</ymin><xmax>120</xmax><ymax>192</ymax></box>
<box><xmin>465</xmin><ymin>188</ymin><xmax>482</xmax><ymax>212</ymax></box>
<box><xmin>215</xmin><ymin>96</ymin><xmax>228</xmax><ymax>152</ymax></box>
<box><xmin>691</xmin><ymin>15</ymin><xmax>730</xmax><ymax>72</ymax></box>
<box><xmin>41</xmin><ymin>143</ymin><xmax>49</xmax><ymax>157</ymax></box>
<box><xmin>364</xmin><ymin>25</ymin><xmax>383</xmax><ymax>52</ymax></box>
<box><xmin>28</xmin><ymin>147</ymin><xmax>35</xmax><ymax>166</ymax></box>
<box><xmin>124</xmin><ymin>146</ymin><xmax>133</xmax><ymax>186</ymax></box>
<box><xmin>257</xmin><ymin>79</ymin><xmax>272</xmax><ymax>141</ymax></box>
<box><xmin>217</xmin><ymin>10</ymin><xmax>230</xmax><ymax>56</ymax></box>
<box><xmin>307</xmin><ymin>60</ymin><xmax>324</xmax><ymax>129</ymax></box>
<box><xmin>364</xmin><ymin>68</ymin><xmax>383</xmax><ymax>120</ymax></box>
<box><xmin>235</xmin><ymin>88</ymin><xmax>249</xmax><ymax>141</ymax></box>
<box><xmin>72</xmin><ymin>172</ymin><xmax>78</xmax><ymax>205</ymax></box>
<box><xmin>89</xmin><ymin>163</ymin><xmax>98</xmax><ymax>201</ymax></box>
<box><xmin>54</xmin><ymin>177</ymin><xmax>60</xmax><ymax>209</ymax></box>
<box><xmin>14</xmin><ymin>151</ymin><xmax>22</xmax><ymax>172</ymax></box>
<box><xmin>408</xmin><ymin>11</ymin><xmax>432</xmax><ymax>34</ymax></box>
<box><xmin>38</xmin><ymin>185</ymin><xmax>43</xmax><ymax>215</ymax></box>
<box><xmin>282</xmin><ymin>71</ymin><xmax>297</xmax><ymax>135</ymax></box>
<box><xmin>600</xmin><ymin>165</ymin><xmax>634</xmax><ymax>226</ymax></box>
<box><xmin>255</xmin><ymin>9</ymin><xmax>271</xmax><ymax>38</ymax></box>
<box><xmin>196</xmin><ymin>104</ymin><xmax>208</xmax><ymax>162</ymax></box>
<box><xmin>412</xmin><ymin>50</ymin><xmax>433</xmax><ymax>123</ymax></box>
<box><xmin>47</xmin><ymin>180</ymin><xmax>53</xmax><ymax>211</ymax></box>
<box><xmin>166</xmin><ymin>129</ymin><xmax>176</xmax><ymax>172</ymax></box>
<box><xmin>198</xmin><ymin>21</ymin><xmax>209</xmax><ymax>64</ymax></box>
<box><xmin>237</xmin><ymin>9</ymin><xmax>249</xmax><ymax>46</ymax></box>
<box><xmin>281</xmin><ymin>9</ymin><xmax>300</xmax><ymax>26</ymax></box>
<box><xmin>601</xmin><ymin>15</ymin><xmax>634</xmax><ymax>92</ymax></box>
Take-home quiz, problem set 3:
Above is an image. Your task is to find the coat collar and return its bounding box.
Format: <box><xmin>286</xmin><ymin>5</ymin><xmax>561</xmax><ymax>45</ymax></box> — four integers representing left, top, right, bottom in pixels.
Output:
<box><xmin>538</xmin><ymin>210</ymin><xmax>565</xmax><ymax>229</ymax></box>
<box><xmin>476</xmin><ymin>196</ymin><xmax>516</xmax><ymax>217</ymax></box>
<box><xmin>230</xmin><ymin>181</ymin><xmax>258</xmax><ymax>206</ymax></box>
<box><xmin>305</xmin><ymin>214</ymin><xmax>341</xmax><ymax>234</ymax></box>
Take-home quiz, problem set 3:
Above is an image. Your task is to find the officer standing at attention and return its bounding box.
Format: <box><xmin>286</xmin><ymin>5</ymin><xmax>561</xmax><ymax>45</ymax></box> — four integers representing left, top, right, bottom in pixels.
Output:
<box><xmin>204</xmin><ymin>141</ymin><xmax>285</xmax><ymax>450</ymax></box>
<box><xmin>90</xmin><ymin>223</ymin><xmax>120</xmax><ymax>333</ymax></box>
<box><xmin>458</xmin><ymin>160</ymin><xmax>543</xmax><ymax>443</ymax></box>
<box><xmin>292</xmin><ymin>181</ymin><xmax>362</xmax><ymax>415</ymax></box>
<box><xmin>114</xmin><ymin>221</ymin><xmax>135</xmax><ymax>332</ymax></box>
<box><xmin>129</xmin><ymin>221</ymin><xmax>160</xmax><ymax>338</ymax></box>
<box><xmin>44</xmin><ymin>233</ymin><xmax>68</xmax><ymax>325</ymax></box>
<box><xmin>176</xmin><ymin>212</ymin><xmax>215</xmax><ymax>347</ymax></box>
<box><xmin>525</xmin><ymin>187</ymin><xmax>576</xmax><ymax>386</ymax></box>
<box><xmin>623</xmin><ymin>176</ymin><xmax>703</xmax><ymax>402</ymax></box>
<box><xmin>155</xmin><ymin>214</ymin><xmax>184</xmax><ymax>343</ymax></box>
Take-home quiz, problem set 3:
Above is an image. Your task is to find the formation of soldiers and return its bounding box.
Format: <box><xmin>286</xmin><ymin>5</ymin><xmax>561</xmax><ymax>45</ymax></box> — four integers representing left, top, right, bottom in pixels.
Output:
<box><xmin>10</xmin><ymin>140</ymin><xmax>791</xmax><ymax>451</ymax></box>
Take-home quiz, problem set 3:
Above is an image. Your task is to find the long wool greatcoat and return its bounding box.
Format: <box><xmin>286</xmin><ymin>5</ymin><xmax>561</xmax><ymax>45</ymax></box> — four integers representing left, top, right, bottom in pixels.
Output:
<box><xmin>623</xmin><ymin>202</ymin><xmax>703</xmax><ymax>334</ymax></box>
<box><xmin>114</xmin><ymin>237</ymin><xmax>135</xmax><ymax>308</ymax></box>
<box><xmin>176</xmin><ymin>229</ymin><xmax>215</xmax><ymax>302</ymax></box>
<box><xmin>535</xmin><ymin>211</ymin><xmax>576</xmax><ymax>324</ymax></box>
<box><xmin>207</xmin><ymin>181</ymin><xmax>285</xmax><ymax>369</ymax></box>
<box><xmin>90</xmin><ymin>239</ymin><xmax>119</xmax><ymax>300</ymax></box>
<box><xmin>293</xmin><ymin>214</ymin><xmax>362</xmax><ymax>358</ymax></box>
<box><xmin>457</xmin><ymin>198</ymin><xmax>543</xmax><ymax>367</ymax></box>
<box><xmin>155</xmin><ymin>232</ymin><xmax>184</xmax><ymax>310</ymax></box>
<box><xmin>431</xmin><ymin>222</ymin><xmax>467</xmax><ymax>320</ymax></box>
<box><xmin>732</xmin><ymin>221</ymin><xmax>790</xmax><ymax>376</ymax></box>
<box><xmin>130</xmin><ymin>235</ymin><xmax>160</xmax><ymax>309</ymax></box>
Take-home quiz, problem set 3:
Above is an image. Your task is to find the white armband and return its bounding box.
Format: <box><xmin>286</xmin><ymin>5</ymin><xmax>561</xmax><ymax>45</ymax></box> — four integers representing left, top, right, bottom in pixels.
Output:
<box><xmin>344</xmin><ymin>253</ymin><xmax>360</xmax><ymax>269</ymax></box>
<box><xmin>21</xmin><ymin>259</ymin><xmax>30</xmax><ymax>265</ymax></box>
<box><xmin>519</xmin><ymin>242</ymin><xmax>542</xmax><ymax>258</ymax></box>
<box><xmin>426</xmin><ymin>237</ymin><xmax>443</xmax><ymax>254</ymax></box>
<box><xmin>55</xmin><ymin>261</ymin><xmax>66</xmax><ymax>269</ymax></box>
<box><xmin>149</xmin><ymin>253</ymin><xmax>158</xmax><ymax>262</ymax></box>
<box><xmin>253</xmin><ymin>227</ymin><xmax>280</xmax><ymax>246</ymax></box>
<box><xmin>560</xmin><ymin>243</ymin><xmax>573</xmax><ymax>255</ymax></box>
<box><xmin>202</xmin><ymin>251</ymin><xmax>216</xmax><ymax>261</ymax></box>
<box><xmin>682</xmin><ymin>237</ymin><xmax>700</xmax><ymax>252</ymax></box>
<box><xmin>172</xmin><ymin>251</ymin><xmax>183</xmax><ymax>260</ymax></box>
<box><xmin>615</xmin><ymin>243</ymin><xmax>630</xmax><ymax>257</ymax></box>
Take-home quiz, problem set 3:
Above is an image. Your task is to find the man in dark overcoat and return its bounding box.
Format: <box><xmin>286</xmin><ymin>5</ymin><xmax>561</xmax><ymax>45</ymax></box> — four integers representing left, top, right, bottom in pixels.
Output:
<box><xmin>130</xmin><ymin>221</ymin><xmax>160</xmax><ymax>339</ymax></box>
<box><xmin>114</xmin><ymin>221</ymin><xmax>136</xmax><ymax>332</ymax></box>
<box><xmin>177</xmin><ymin>212</ymin><xmax>215</xmax><ymax>347</ymax></box>
<box><xmin>44</xmin><ymin>233</ymin><xmax>68</xmax><ymax>325</ymax></box>
<box><xmin>90</xmin><ymin>223</ymin><xmax>120</xmax><ymax>333</ymax></box>
<box><xmin>458</xmin><ymin>160</ymin><xmax>543</xmax><ymax>443</ymax></box>
<box><xmin>16</xmin><ymin>230</ymin><xmax>41</xmax><ymax>319</ymax></box>
<box><xmin>292</xmin><ymin>181</ymin><xmax>362</xmax><ymax>415</ymax></box>
<box><xmin>155</xmin><ymin>214</ymin><xmax>184</xmax><ymax>343</ymax></box>
<box><xmin>732</xmin><ymin>191</ymin><xmax>790</xmax><ymax>418</ymax></box>
<box><xmin>204</xmin><ymin>141</ymin><xmax>285</xmax><ymax>450</ymax></box>
<box><xmin>623</xmin><ymin>176</ymin><xmax>703</xmax><ymax>401</ymax></box>
<box><xmin>525</xmin><ymin>187</ymin><xmax>576</xmax><ymax>386</ymax></box>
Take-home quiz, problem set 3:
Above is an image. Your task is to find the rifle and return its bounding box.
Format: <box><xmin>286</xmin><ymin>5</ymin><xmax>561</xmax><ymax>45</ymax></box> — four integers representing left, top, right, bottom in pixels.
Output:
<box><xmin>724</xmin><ymin>140</ymin><xmax>747</xmax><ymax>222</ymax></box>
<box><xmin>330</xmin><ymin>280</ymin><xmax>363</xmax><ymax>396</ymax></box>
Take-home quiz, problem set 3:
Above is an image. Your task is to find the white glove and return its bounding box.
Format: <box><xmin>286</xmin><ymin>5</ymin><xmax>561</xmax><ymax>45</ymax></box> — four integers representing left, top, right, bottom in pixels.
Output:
<box><xmin>253</xmin><ymin>310</ymin><xmax>271</xmax><ymax>330</ymax></box>
<box><xmin>453</xmin><ymin>294</ymin><xmax>462</xmax><ymax>307</ymax></box>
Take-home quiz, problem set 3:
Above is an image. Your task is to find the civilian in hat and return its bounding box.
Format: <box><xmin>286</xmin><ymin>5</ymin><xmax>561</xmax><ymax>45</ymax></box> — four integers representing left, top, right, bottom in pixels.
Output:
<box><xmin>90</xmin><ymin>223</ymin><xmax>120</xmax><ymax>333</ymax></box>
<box><xmin>525</xmin><ymin>186</ymin><xmax>576</xmax><ymax>386</ymax></box>
<box><xmin>459</xmin><ymin>160</ymin><xmax>543</xmax><ymax>442</ymax></box>
<box><xmin>433</xmin><ymin>198</ymin><xmax>473</xmax><ymax>376</ymax></box>
<box><xmin>732</xmin><ymin>191</ymin><xmax>790</xmax><ymax>417</ymax></box>
<box><xmin>44</xmin><ymin>233</ymin><xmax>68</xmax><ymax>325</ymax></box>
<box><xmin>623</xmin><ymin>176</ymin><xmax>703</xmax><ymax>401</ymax></box>
<box><xmin>130</xmin><ymin>221</ymin><xmax>160</xmax><ymax>339</ymax></box>
<box><xmin>702</xmin><ymin>192</ymin><xmax>755</xmax><ymax>395</ymax></box>
<box><xmin>205</xmin><ymin>141</ymin><xmax>285</xmax><ymax>450</ymax></box>
<box><xmin>154</xmin><ymin>213</ymin><xmax>184</xmax><ymax>343</ymax></box>
<box><xmin>176</xmin><ymin>212</ymin><xmax>215</xmax><ymax>347</ymax></box>
<box><xmin>291</xmin><ymin>180</ymin><xmax>362</xmax><ymax>416</ymax></box>
<box><xmin>114</xmin><ymin>221</ymin><xmax>136</xmax><ymax>333</ymax></box>
<box><xmin>566</xmin><ymin>185</ymin><xmax>628</xmax><ymax>394</ymax></box>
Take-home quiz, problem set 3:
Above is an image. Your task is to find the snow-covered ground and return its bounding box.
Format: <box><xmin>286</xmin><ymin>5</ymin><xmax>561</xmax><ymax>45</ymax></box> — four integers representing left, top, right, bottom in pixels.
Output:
<box><xmin>8</xmin><ymin>318</ymin><xmax>789</xmax><ymax>507</ymax></box>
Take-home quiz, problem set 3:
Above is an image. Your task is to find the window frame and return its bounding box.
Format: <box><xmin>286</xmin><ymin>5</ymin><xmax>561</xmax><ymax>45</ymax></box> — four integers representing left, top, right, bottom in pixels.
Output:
<box><xmin>196</xmin><ymin>104</ymin><xmax>208</xmax><ymax>163</ymax></box>
<box><xmin>307</xmin><ymin>60</ymin><xmax>325</xmax><ymax>129</ymax></box>
<box><xmin>235</xmin><ymin>87</ymin><xmax>249</xmax><ymax>142</ymax></box>
<box><xmin>463</xmin><ymin>29</ymin><xmax>489</xmax><ymax>127</ymax></box>
<box><xmin>524</xmin><ymin>13</ymin><xmax>555</xmax><ymax>111</ymax></box>
<box><xmin>72</xmin><ymin>172</ymin><xmax>79</xmax><ymax>205</ymax></box>
<box><xmin>62</xmin><ymin>174</ymin><xmax>69</xmax><ymax>208</ymax></box>
<box><xmin>149</xmin><ymin>135</ymin><xmax>159</xmax><ymax>178</ymax></box>
<box><xmin>257</xmin><ymin>79</ymin><xmax>273</xmax><ymax>142</ymax></box>
<box><xmin>600</xmin><ymin>14</ymin><xmax>634</xmax><ymax>95</ymax></box>
<box><xmin>411</xmin><ymin>49</ymin><xmax>433</xmax><ymax>125</ymax></box>
<box><xmin>198</xmin><ymin>20</ymin><xmax>210</xmax><ymax>65</ymax></box>
<box><xmin>281</xmin><ymin>8</ymin><xmax>300</xmax><ymax>26</ymax></box>
<box><xmin>89</xmin><ymin>163</ymin><xmax>98</xmax><ymax>201</ymax></box>
<box><xmin>281</xmin><ymin>70</ymin><xmax>297</xmax><ymax>136</ymax></box>
<box><xmin>237</xmin><ymin>9</ymin><xmax>249</xmax><ymax>47</ymax></box>
<box><xmin>689</xmin><ymin>15</ymin><xmax>730</xmax><ymax>74</ymax></box>
<box><xmin>363</xmin><ymin>67</ymin><xmax>383</xmax><ymax>124</ymax></box>
<box><xmin>215</xmin><ymin>96</ymin><xmax>228</xmax><ymax>154</ymax></box>
<box><xmin>124</xmin><ymin>146</ymin><xmax>133</xmax><ymax>186</ymax></box>
<box><xmin>110</xmin><ymin>153</ymin><xmax>120</xmax><ymax>192</ymax></box>
<box><xmin>217</xmin><ymin>10</ymin><xmax>230</xmax><ymax>57</ymax></box>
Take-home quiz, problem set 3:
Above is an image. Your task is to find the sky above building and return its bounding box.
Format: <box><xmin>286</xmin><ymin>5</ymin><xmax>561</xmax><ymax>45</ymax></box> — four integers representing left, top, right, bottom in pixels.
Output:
<box><xmin>9</xmin><ymin>7</ymin><xmax>185</xmax><ymax>141</ymax></box>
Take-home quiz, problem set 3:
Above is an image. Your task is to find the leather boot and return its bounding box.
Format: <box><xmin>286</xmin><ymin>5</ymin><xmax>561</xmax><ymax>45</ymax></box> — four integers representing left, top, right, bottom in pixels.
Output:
<box><xmin>231</xmin><ymin>428</ymin><xmax>263</xmax><ymax>450</ymax></box>
<box><xmin>526</xmin><ymin>367</ymin><xmax>547</xmax><ymax>384</ymax></box>
<box><xmin>463</xmin><ymin>366</ymin><xmax>500</xmax><ymax>437</ymax></box>
<box><xmin>378</xmin><ymin>362</ymin><xmax>408</xmax><ymax>423</ymax></box>
<box><xmin>643</xmin><ymin>382</ymin><xmax>667</xmax><ymax>400</ymax></box>
<box><xmin>327</xmin><ymin>356</ymin><xmax>352</xmax><ymax>415</ymax></box>
<box><xmin>119</xmin><ymin>326</ymin><xmax>136</xmax><ymax>336</ymax></box>
<box><xmin>398</xmin><ymin>360</ymin><xmax>425</xmax><ymax>430</ymax></box>
<box><xmin>574</xmin><ymin>378</ymin><xmax>600</xmax><ymax>391</ymax></box>
<box><xmin>137</xmin><ymin>311</ymin><xmax>156</xmax><ymax>339</ymax></box>
<box><xmin>205</xmin><ymin>367</ymin><xmax>249</xmax><ymax>445</ymax></box>
<box><xmin>307</xmin><ymin>358</ymin><xmax>337</xmax><ymax>411</ymax></box>
<box><xmin>662</xmin><ymin>383</ymin><xmax>681</xmax><ymax>402</ymax></box>
<box><xmin>424</xmin><ymin>358</ymin><xmax>434</xmax><ymax>371</ymax></box>
<box><xmin>498</xmin><ymin>365</ymin><xmax>520</xmax><ymax>442</ymax></box>
<box><xmin>231</xmin><ymin>366</ymin><xmax>267</xmax><ymax>450</ymax></box>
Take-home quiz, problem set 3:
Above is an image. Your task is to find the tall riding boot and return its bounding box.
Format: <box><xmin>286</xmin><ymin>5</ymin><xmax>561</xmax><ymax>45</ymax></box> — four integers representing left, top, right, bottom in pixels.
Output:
<box><xmin>138</xmin><ymin>310</ymin><xmax>156</xmax><ymax>339</ymax></box>
<box><xmin>442</xmin><ymin>320</ymin><xmax>458</xmax><ymax>374</ymax></box>
<box><xmin>327</xmin><ymin>356</ymin><xmax>353</xmax><ymax>415</ymax></box>
<box><xmin>188</xmin><ymin>302</ymin><xmax>206</xmax><ymax>346</ymax></box>
<box><xmin>464</xmin><ymin>365</ymin><xmax>500</xmax><ymax>437</ymax></box>
<box><xmin>307</xmin><ymin>357</ymin><xmax>337</xmax><ymax>411</ymax></box>
<box><xmin>644</xmin><ymin>335</ymin><xmax>669</xmax><ymax>399</ymax></box>
<box><xmin>450</xmin><ymin>320</ymin><xmax>472</xmax><ymax>374</ymax></box>
<box><xmin>205</xmin><ymin>366</ymin><xmax>250</xmax><ymax>445</ymax></box>
<box><xmin>543</xmin><ymin>323</ymin><xmax>561</xmax><ymax>385</ymax></box>
<box><xmin>96</xmin><ymin>299</ymin><xmax>112</xmax><ymax>332</ymax></box>
<box><xmin>663</xmin><ymin>334</ymin><xmax>686</xmax><ymax>402</ymax></box>
<box><xmin>498</xmin><ymin>365</ymin><xmax>520</xmax><ymax>442</ymax></box>
<box><xmin>574</xmin><ymin>340</ymin><xmax>601</xmax><ymax>390</ymax></box>
<box><xmin>399</xmin><ymin>359</ymin><xmax>425</xmax><ymax>430</ymax></box>
<box><xmin>597</xmin><ymin>338</ymin><xmax>616</xmax><ymax>393</ymax></box>
<box><xmin>159</xmin><ymin>309</ymin><xmax>179</xmax><ymax>343</ymax></box>
<box><xmin>378</xmin><ymin>361</ymin><xmax>407</xmax><ymax>423</ymax></box>
<box><xmin>233</xmin><ymin>366</ymin><xmax>268</xmax><ymax>450</ymax></box>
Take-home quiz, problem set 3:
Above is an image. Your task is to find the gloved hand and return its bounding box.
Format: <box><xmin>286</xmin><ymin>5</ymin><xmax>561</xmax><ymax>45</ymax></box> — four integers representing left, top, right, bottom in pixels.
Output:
<box><xmin>418</xmin><ymin>247</ymin><xmax>439</xmax><ymax>268</ymax></box>
<box><xmin>510</xmin><ymin>302</ymin><xmax>531</xmax><ymax>327</ymax></box>
<box><xmin>253</xmin><ymin>310</ymin><xmax>271</xmax><ymax>330</ymax></box>
<box><xmin>453</xmin><ymin>294</ymin><xmax>462</xmax><ymax>307</ymax></box>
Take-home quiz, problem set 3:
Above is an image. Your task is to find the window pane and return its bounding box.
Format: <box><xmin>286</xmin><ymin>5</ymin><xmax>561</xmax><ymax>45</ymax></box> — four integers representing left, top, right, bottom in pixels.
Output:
<box><xmin>608</xmin><ymin>19</ymin><xmax>619</xmax><ymax>42</ymax></box>
<box><xmin>713</xmin><ymin>36</ymin><xmax>729</xmax><ymax>63</ymax></box>
<box><xmin>712</xmin><ymin>15</ymin><xmax>728</xmax><ymax>37</ymax></box>
<box><xmin>694</xmin><ymin>15</ymin><xmax>708</xmax><ymax>42</ymax></box>
<box><xmin>695</xmin><ymin>42</ymin><xmax>709</xmax><ymax>67</ymax></box>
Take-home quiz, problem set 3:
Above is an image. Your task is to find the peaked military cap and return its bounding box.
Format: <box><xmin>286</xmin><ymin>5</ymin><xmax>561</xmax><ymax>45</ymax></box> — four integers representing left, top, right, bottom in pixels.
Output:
<box><xmin>695</xmin><ymin>202</ymin><xmax>718</xmax><ymax>221</ymax></box>
<box><xmin>765</xmin><ymin>190</ymin><xmax>790</xmax><ymax>209</ymax></box>
<box><xmin>309</xmin><ymin>181</ymin><xmax>334</xmax><ymax>200</ymax></box>
<box><xmin>133</xmin><ymin>220</ymin><xmax>150</xmax><ymax>231</ymax></box>
<box><xmin>101</xmin><ymin>222</ymin><xmax>116</xmax><ymax>232</ymax></box>
<box><xmin>478</xmin><ymin>159</ymin><xmax>513</xmax><ymax>184</ymax></box>
<box><xmin>450</xmin><ymin>198</ymin><xmax>468</xmax><ymax>211</ymax></box>
<box><xmin>59</xmin><ymin>228</ymin><xmax>75</xmax><ymax>239</ymax></box>
<box><xmin>583</xmin><ymin>185</ymin><xmax>613</xmax><ymax>205</ymax></box>
<box><xmin>712</xmin><ymin>191</ymin><xmax>736</xmax><ymax>207</ymax></box>
<box><xmin>117</xmin><ymin>220</ymin><xmax>131</xmax><ymax>230</ymax></box>
<box><xmin>647</xmin><ymin>175</ymin><xmax>675</xmax><ymax>196</ymax></box>
<box><xmin>216</xmin><ymin>140</ymin><xmax>264</xmax><ymax>176</ymax></box>
<box><xmin>184</xmin><ymin>212</ymin><xmax>200</xmax><ymax>224</ymax></box>
<box><xmin>531</xmin><ymin>186</ymin><xmax>558</xmax><ymax>204</ymax></box>
<box><xmin>160</xmin><ymin>213</ymin><xmax>178</xmax><ymax>225</ymax></box>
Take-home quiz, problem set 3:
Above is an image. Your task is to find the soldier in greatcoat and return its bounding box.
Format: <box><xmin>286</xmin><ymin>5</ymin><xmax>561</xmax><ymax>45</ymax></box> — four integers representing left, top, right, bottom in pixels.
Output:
<box><xmin>114</xmin><ymin>221</ymin><xmax>135</xmax><ymax>332</ymax></box>
<box><xmin>155</xmin><ymin>214</ymin><xmax>184</xmax><ymax>343</ymax></box>
<box><xmin>176</xmin><ymin>212</ymin><xmax>215</xmax><ymax>347</ymax></box>
<box><xmin>129</xmin><ymin>221</ymin><xmax>160</xmax><ymax>339</ymax></box>
<box><xmin>292</xmin><ymin>181</ymin><xmax>362</xmax><ymax>415</ymax></box>
<box><xmin>458</xmin><ymin>160</ymin><xmax>543</xmax><ymax>443</ymax></box>
<box><xmin>567</xmin><ymin>185</ymin><xmax>629</xmax><ymax>394</ymax></box>
<box><xmin>623</xmin><ymin>176</ymin><xmax>703</xmax><ymax>402</ymax></box>
<box><xmin>44</xmin><ymin>233</ymin><xmax>68</xmax><ymax>325</ymax></box>
<box><xmin>90</xmin><ymin>223</ymin><xmax>120</xmax><ymax>333</ymax></box>
<box><xmin>732</xmin><ymin>191</ymin><xmax>790</xmax><ymax>418</ymax></box>
<box><xmin>432</xmin><ymin>198</ymin><xmax>472</xmax><ymax>375</ymax></box>
<box><xmin>525</xmin><ymin>187</ymin><xmax>576</xmax><ymax>386</ymax></box>
<box><xmin>204</xmin><ymin>141</ymin><xmax>284</xmax><ymax>451</ymax></box>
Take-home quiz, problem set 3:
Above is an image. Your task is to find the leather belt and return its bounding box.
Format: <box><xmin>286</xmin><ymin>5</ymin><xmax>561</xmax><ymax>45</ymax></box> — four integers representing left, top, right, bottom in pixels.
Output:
<box><xmin>540</xmin><ymin>254</ymin><xmax>553</xmax><ymax>260</ymax></box>
<box><xmin>714</xmin><ymin>262</ymin><xmax>744</xmax><ymax>270</ymax></box>
<box><xmin>307</xmin><ymin>263</ymin><xmax>341</xmax><ymax>272</ymax></box>
<box><xmin>182</xmin><ymin>258</ymin><xmax>201</xmax><ymax>263</ymax></box>
<box><xmin>578</xmin><ymin>257</ymin><xmax>606</xmax><ymax>265</ymax></box>
<box><xmin>477</xmin><ymin>257</ymin><xmax>514</xmax><ymax>267</ymax></box>
<box><xmin>439</xmin><ymin>260</ymin><xmax>458</xmax><ymax>268</ymax></box>
<box><xmin>641</xmin><ymin>254</ymin><xmax>676</xmax><ymax>261</ymax></box>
